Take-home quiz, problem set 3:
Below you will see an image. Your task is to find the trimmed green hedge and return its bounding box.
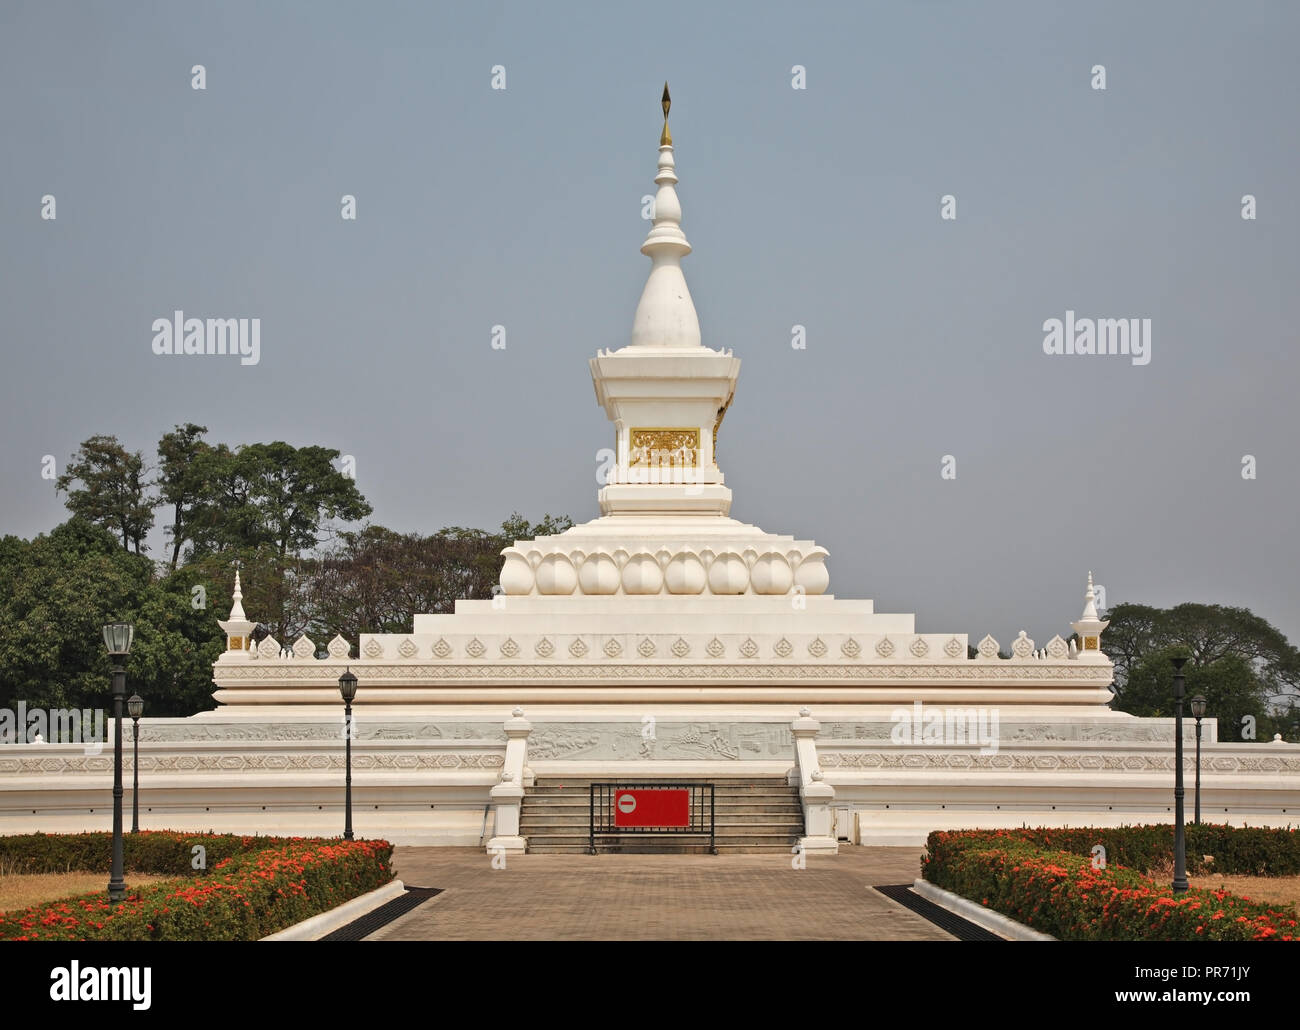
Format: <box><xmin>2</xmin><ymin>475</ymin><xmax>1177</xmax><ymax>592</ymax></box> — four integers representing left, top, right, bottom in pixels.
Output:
<box><xmin>923</xmin><ymin>829</ymin><xmax>1299</xmax><ymax>942</ymax></box>
<box><xmin>0</xmin><ymin>830</ymin><xmax>286</xmax><ymax>876</ymax></box>
<box><xmin>0</xmin><ymin>833</ymin><xmax>394</xmax><ymax>941</ymax></box>
<box><xmin>959</xmin><ymin>824</ymin><xmax>1300</xmax><ymax>877</ymax></box>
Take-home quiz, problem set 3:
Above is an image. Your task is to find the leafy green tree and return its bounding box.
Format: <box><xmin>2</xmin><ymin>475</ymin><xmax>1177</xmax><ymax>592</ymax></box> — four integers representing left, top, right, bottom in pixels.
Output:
<box><xmin>1119</xmin><ymin>646</ymin><xmax>1273</xmax><ymax>741</ymax></box>
<box><xmin>171</xmin><ymin>441</ymin><xmax>371</xmax><ymax>638</ymax></box>
<box><xmin>1094</xmin><ymin>603</ymin><xmax>1162</xmax><ymax>685</ymax></box>
<box><xmin>1106</xmin><ymin>602</ymin><xmax>1300</xmax><ymax>741</ymax></box>
<box><xmin>187</xmin><ymin>546</ymin><xmax>312</xmax><ymax>647</ymax></box>
<box><xmin>55</xmin><ymin>435</ymin><xmax>154</xmax><ymax>553</ymax></box>
<box><xmin>186</xmin><ymin>442</ymin><xmax>371</xmax><ymax>558</ymax></box>
<box><xmin>125</xmin><ymin>567</ymin><xmax>224</xmax><ymax>715</ymax></box>
<box><xmin>156</xmin><ymin>423</ymin><xmax>213</xmax><ymax>570</ymax></box>
<box><xmin>501</xmin><ymin>511</ymin><xmax>575</xmax><ymax>540</ymax></box>
<box><xmin>0</xmin><ymin>520</ymin><xmax>149</xmax><ymax>711</ymax></box>
<box><xmin>238</xmin><ymin>443</ymin><xmax>372</xmax><ymax>556</ymax></box>
<box><xmin>0</xmin><ymin>520</ymin><xmax>223</xmax><ymax>716</ymax></box>
<box><xmin>1108</xmin><ymin>603</ymin><xmax>1299</xmax><ymax>694</ymax></box>
<box><xmin>299</xmin><ymin>513</ymin><xmax>574</xmax><ymax>645</ymax></box>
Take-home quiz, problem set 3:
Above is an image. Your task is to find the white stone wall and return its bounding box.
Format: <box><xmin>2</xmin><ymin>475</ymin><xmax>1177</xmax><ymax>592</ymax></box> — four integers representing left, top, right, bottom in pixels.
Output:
<box><xmin>4</xmin><ymin>707</ymin><xmax>1295</xmax><ymax>847</ymax></box>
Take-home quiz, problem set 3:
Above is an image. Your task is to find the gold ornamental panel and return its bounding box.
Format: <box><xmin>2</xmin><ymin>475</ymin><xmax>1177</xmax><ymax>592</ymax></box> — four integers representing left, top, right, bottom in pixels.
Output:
<box><xmin>629</xmin><ymin>427</ymin><xmax>699</xmax><ymax>468</ymax></box>
<box><xmin>1084</xmin><ymin>636</ymin><xmax>1099</xmax><ymax>651</ymax></box>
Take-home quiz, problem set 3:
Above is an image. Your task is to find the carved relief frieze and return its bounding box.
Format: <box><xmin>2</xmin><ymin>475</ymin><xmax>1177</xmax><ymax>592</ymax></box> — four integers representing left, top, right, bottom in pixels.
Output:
<box><xmin>628</xmin><ymin>428</ymin><xmax>700</xmax><ymax>468</ymax></box>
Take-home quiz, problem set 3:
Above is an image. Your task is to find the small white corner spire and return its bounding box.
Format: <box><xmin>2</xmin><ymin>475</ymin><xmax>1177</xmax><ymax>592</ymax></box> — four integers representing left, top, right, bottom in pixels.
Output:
<box><xmin>1071</xmin><ymin>570</ymin><xmax>1109</xmax><ymax>658</ymax></box>
<box><xmin>1081</xmin><ymin>570</ymin><xmax>1099</xmax><ymax>620</ymax></box>
<box><xmin>630</xmin><ymin>82</ymin><xmax>702</xmax><ymax>349</ymax></box>
<box><xmin>229</xmin><ymin>569</ymin><xmax>247</xmax><ymax>621</ymax></box>
<box><xmin>217</xmin><ymin>566</ymin><xmax>254</xmax><ymax>660</ymax></box>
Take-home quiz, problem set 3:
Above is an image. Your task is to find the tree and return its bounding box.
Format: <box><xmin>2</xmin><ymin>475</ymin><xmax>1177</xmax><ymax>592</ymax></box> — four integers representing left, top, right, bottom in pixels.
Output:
<box><xmin>156</xmin><ymin>423</ymin><xmax>213</xmax><ymax>570</ymax></box>
<box><xmin>501</xmin><ymin>512</ymin><xmax>575</xmax><ymax>540</ymax></box>
<box><xmin>188</xmin><ymin>546</ymin><xmax>313</xmax><ymax>648</ymax></box>
<box><xmin>55</xmin><ymin>435</ymin><xmax>154</xmax><ymax>553</ymax></box>
<box><xmin>0</xmin><ymin>520</ymin><xmax>150</xmax><ymax>712</ymax></box>
<box><xmin>1093</xmin><ymin>603</ymin><xmax>1162</xmax><ymax>686</ymax></box>
<box><xmin>124</xmin><ymin>566</ymin><xmax>225</xmax><ymax>715</ymax></box>
<box><xmin>1106</xmin><ymin>602</ymin><xmax>1300</xmax><ymax>741</ymax></box>
<box><xmin>1119</xmin><ymin>647</ymin><xmax>1272</xmax><ymax>743</ymax></box>
<box><xmin>185</xmin><ymin>442</ymin><xmax>371</xmax><ymax>558</ymax></box>
<box><xmin>0</xmin><ymin>520</ymin><xmax>220</xmax><ymax>716</ymax></box>
<box><xmin>239</xmin><ymin>443</ymin><xmax>372</xmax><ymax>556</ymax></box>
<box><xmin>299</xmin><ymin>513</ymin><xmax>574</xmax><ymax>645</ymax></box>
<box><xmin>168</xmin><ymin>441</ymin><xmax>372</xmax><ymax>638</ymax></box>
<box><xmin>184</xmin><ymin>443</ymin><xmax>246</xmax><ymax>556</ymax></box>
<box><xmin>1106</xmin><ymin>603</ymin><xmax>1299</xmax><ymax>700</ymax></box>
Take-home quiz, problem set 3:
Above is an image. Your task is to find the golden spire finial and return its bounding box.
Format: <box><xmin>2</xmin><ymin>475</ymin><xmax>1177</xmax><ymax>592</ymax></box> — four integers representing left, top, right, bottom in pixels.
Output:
<box><xmin>660</xmin><ymin>82</ymin><xmax>672</xmax><ymax>146</ymax></box>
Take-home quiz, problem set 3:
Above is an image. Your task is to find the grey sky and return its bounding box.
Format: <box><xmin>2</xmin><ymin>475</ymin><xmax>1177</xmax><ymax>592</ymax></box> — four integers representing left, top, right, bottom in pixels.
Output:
<box><xmin>2</xmin><ymin>1</ymin><xmax>1297</xmax><ymax>649</ymax></box>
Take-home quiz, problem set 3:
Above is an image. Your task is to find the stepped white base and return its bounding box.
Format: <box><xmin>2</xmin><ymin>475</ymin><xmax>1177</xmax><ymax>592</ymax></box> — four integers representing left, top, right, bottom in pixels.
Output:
<box><xmin>797</xmin><ymin>836</ymin><xmax>839</xmax><ymax>856</ymax></box>
<box><xmin>3</xmin><ymin>704</ymin><xmax>1295</xmax><ymax>848</ymax></box>
<box><xmin>485</xmin><ymin>835</ymin><xmax>527</xmax><ymax>855</ymax></box>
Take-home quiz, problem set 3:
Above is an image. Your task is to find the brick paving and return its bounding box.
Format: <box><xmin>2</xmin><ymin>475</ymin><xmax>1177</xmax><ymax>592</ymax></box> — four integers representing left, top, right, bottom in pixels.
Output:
<box><xmin>366</xmin><ymin>846</ymin><xmax>954</xmax><ymax>940</ymax></box>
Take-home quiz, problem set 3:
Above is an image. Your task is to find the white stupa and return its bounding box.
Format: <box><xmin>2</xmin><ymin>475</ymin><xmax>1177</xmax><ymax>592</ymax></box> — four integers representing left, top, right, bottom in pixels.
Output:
<box><xmin>212</xmin><ymin>85</ymin><xmax>1113</xmax><ymax>711</ymax></box>
<box><xmin>8</xmin><ymin>88</ymin><xmax>1295</xmax><ymax>849</ymax></box>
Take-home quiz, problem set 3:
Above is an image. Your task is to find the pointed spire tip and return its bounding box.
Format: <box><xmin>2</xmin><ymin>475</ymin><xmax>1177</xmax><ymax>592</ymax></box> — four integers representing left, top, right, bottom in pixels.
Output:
<box><xmin>660</xmin><ymin>82</ymin><xmax>672</xmax><ymax>146</ymax></box>
<box><xmin>228</xmin><ymin>568</ymin><xmax>247</xmax><ymax>621</ymax></box>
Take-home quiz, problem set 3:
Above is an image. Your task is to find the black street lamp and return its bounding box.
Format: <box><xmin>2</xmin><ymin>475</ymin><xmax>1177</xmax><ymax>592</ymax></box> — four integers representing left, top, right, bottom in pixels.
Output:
<box><xmin>1171</xmin><ymin>656</ymin><xmax>1189</xmax><ymax>894</ymax></box>
<box><xmin>127</xmin><ymin>695</ymin><xmax>143</xmax><ymax>833</ymax></box>
<box><xmin>1190</xmin><ymin>695</ymin><xmax>1207</xmax><ymax>826</ymax></box>
<box><xmin>339</xmin><ymin>668</ymin><xmax>358</xmax><ymax>841</ymax></box>
<box><xmin>102</xmin><ymin>623</ymin><xmax>134</xmax><ymax>903</ymax></box>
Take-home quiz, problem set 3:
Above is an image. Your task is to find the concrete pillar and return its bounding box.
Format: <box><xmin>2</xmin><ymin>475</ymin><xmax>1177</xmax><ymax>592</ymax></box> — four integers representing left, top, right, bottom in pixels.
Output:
<box><xmin>792</xmin><ymin>707</ymin><xmax>837</xmax><ymax>855</ymax></box>
<box><xmin>486</xmin><ymin>708</ymin><xmax>531</xmax><ymax>856</ymax></box>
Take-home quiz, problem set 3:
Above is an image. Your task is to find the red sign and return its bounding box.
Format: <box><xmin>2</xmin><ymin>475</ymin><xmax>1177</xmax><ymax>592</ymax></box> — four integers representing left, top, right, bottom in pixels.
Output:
<box><xmin>613</xmin><ymin>789</ymin><xmax>690</xmax><ymax>828</ymax></box>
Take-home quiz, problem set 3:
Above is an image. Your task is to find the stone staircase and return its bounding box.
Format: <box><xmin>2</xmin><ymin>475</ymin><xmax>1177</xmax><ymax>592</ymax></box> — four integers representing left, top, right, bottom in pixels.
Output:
<box><xmin>520</xmin><ymin>776</ymin><xmax>805</xmax><ymax>854</ymax></box>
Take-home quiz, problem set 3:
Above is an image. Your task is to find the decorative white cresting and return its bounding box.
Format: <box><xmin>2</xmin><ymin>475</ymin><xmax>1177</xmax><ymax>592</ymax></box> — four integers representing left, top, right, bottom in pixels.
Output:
<box><xmin>327</xmin><ymin>635</ymin><xmax>350</xmax><ymax>659</ymax></box>
<box><xmin>630</xmin><ymin>103</ymin><xmax>701</xmax><ymax>349</ymax></box>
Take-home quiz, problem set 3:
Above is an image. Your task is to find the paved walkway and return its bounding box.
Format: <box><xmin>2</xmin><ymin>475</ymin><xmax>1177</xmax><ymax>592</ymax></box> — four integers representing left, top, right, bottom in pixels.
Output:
<box><xmin>367</xmin><ymin>846</ymin><xmax>953</xmax><ymax>940</ymax></box>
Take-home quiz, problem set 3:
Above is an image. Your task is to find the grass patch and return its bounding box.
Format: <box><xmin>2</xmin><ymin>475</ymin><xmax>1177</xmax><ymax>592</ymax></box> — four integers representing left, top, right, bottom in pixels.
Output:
<box><xmin>1187</xmin><ymin>875</ymin><xmax>1300</xmax><ymax>910</ymax></box>
<box><xmin>0</xmin><ymin>872</ymin><xmax>173</xmax><ymax>912</ymax></box>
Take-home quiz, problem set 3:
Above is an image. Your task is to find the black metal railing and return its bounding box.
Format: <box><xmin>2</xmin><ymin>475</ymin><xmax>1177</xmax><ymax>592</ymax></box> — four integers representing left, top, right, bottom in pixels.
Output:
<box><xmin>588</xmin><ymin>782</ymin><xmax>716</xmax><ymax>854</ymax></box>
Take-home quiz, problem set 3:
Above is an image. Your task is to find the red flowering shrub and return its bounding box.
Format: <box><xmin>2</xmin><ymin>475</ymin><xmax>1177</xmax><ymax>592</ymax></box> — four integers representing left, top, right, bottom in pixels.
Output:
<box><xmin>0</xmin><ymin>830</ymin><xmax>284</xmax><ymax>876</ymax></box>
<box><xmin>922</xmin><ymin>829</ymin><xmax>1299</xmax><ymax>942</ymax></box>
<box><xmin>922</xmin><ymin>824</ymin><xmax>1300</xmax><ymax>877</ymax></box>
<box><xmin>0</xmin><ymin>834</ymin><xmax>393</xmax><ymax>941</ymax></box>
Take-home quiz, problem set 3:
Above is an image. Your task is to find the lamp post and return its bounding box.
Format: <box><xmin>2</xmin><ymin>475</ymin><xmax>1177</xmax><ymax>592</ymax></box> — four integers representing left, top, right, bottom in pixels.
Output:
<box><xmin>102</xmin><ymin>623</ymin><xmax>134</xmax><ymax>903</ymax></box>
<box><xmin>1190</xmin><ymin>696</ymin><xmax>1207</xmax><ymax>826</ymax></box>
<box><xmin>127</xmin><ymin>695</ymin><xmax>143</xmax><ymax>833</ymax></box>
<box><xmin>339</xmin><ymin>668</ymin><xmax>358</xmax><ymax>841</ymax></box>
<box><xmin>1171</xmin><ymin>656</ymin><xmax>1189</xmax><ymax>894</ymax></box>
